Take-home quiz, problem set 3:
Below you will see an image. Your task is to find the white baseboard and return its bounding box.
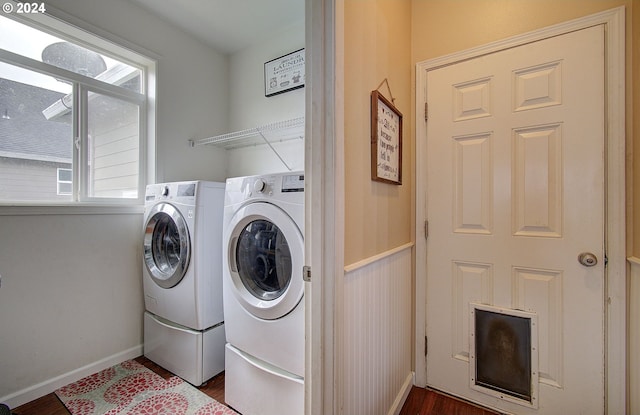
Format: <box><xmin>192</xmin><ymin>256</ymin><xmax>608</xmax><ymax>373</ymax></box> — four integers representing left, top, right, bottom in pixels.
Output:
<box><xmin>1</xmin><ymin>344</ymin><xmax>143</xmax><ymax>409</ymax></box>
<box><xmin>388</xmin><ymin>372</ymin><xmax>415</xmax><ymax>415</ymax></box>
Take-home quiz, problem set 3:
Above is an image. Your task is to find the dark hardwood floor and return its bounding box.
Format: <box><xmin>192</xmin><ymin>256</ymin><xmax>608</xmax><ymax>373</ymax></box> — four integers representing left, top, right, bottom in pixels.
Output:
<box><xmin>12</xmin><ymin>357</ymin><xmax>498</xmax><ymax>415</ymax></box>
<box><xmin>399</xmin><ymin>386</ymin><xmax>500</xmax><ymax>415</ymax></box>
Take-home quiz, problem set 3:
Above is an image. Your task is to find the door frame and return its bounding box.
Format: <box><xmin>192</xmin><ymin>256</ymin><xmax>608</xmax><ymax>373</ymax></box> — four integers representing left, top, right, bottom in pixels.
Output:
<box><xmin>414</xmin><ymin>7</ymin><xmax>626</xmax><ymax>414</ymax></box>
<box><xmin>305</xmin><ymin>0</ymin><xmax>343</xmax><ymax>414</ymax></box>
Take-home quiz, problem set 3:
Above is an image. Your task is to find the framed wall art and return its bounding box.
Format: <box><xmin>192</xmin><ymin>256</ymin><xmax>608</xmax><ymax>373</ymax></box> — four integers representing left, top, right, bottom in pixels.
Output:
<box><xmin>371</xmin><ymin>90</ymin><xmax>403</xmax><ymax>185</ymax></box>
<box><xmin>264</xmin><ymin>48</ymin><xmax>305</xmax><ymax>97</ymax></box>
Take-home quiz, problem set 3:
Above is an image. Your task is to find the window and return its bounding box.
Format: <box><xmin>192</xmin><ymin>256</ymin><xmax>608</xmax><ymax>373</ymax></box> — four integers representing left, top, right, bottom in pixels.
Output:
<box><xmin>0</xmin><ymin>5</ymin><xmax>155</xmax><ymax>204</ymax></box>
<box><xmin>57</xmin><ymin>168</ymin><xmax>72</xmax><ymax>195</ymax></box>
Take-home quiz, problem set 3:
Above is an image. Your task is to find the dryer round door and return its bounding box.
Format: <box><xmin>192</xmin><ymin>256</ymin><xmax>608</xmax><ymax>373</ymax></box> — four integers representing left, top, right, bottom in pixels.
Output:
<box><xmin>143</xmin><ymin>202</ymin><xmax>191</xmax><ymax>288</ymax></box>
<box><xmin>226</xmin><ymin>202</ymin><xmax>303</xmax><ymax>320</ymax></box>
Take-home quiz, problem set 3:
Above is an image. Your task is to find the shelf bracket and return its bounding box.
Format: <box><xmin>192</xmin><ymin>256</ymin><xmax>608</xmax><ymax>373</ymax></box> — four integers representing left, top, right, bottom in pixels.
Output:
<box><xmin>257</xmin><ymin>128</ymin><xmax>293</xmax><ymax>171</ymax></box>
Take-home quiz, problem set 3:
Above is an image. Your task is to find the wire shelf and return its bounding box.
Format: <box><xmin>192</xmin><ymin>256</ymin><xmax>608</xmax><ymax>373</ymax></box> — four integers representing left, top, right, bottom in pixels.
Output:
<box><xmin>189</xmin><ymin>117</ymin><xmax>304</xmax><ymax>150</ymax></box>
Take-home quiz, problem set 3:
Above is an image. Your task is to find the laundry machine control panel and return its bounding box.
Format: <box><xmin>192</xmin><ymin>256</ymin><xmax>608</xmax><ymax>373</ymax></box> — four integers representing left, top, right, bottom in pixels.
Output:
<box><xmin>145</xmin><ymin>182</ymin><xmax>197</xmax><ymax>203</ymax></box>
<box><xmin>252</xmin><ymin>174</ymin><xmax>304</xmax><ymax>195</ymax></box>
<box><xmin>244</xmin><ymin>174</ymin><xmax>303</xmax><ymax>196</ymax></box>
<box><xmin>281</xmin><ymin>174</ymin><xmax>304</xmax><ymax>192</ymax></box>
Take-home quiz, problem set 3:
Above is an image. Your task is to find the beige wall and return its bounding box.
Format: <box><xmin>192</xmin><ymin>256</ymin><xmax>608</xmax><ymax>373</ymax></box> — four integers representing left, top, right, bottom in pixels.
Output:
<box><xmin>633</xmin><ymin>0</ymin><xmax>640</xmax><ymax>256</ymax></box>
<box><xmin>411</xmin><ymin>0</ymin><xmax>638</xmax><ymax>256</ymax></box>
<box><xmin>412</xmin><ymin>0</ymin><xmax>630</xmax><ymax>60</ymax></box>
<box><xmin>344</xmin><ymin>0</ymin><xmax>413</xmax><ymax>265</ymax></box>
<box><xmin>343</xmin><ymin>0</ymin><xmax>638</xmax><ymax>264</ymax></box>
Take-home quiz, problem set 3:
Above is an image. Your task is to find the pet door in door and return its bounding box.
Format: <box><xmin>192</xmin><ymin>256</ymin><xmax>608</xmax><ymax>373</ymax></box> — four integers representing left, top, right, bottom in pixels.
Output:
<box><xmin>469</xmin><ymin>303</ymin><xmax>539</xmax><ymax>409</ymax></box>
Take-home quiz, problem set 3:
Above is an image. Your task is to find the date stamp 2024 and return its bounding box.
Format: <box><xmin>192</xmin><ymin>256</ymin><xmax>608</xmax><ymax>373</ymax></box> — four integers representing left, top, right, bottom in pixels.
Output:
<box><xmin>3</xmin><ymin>2</ymin><xmax>46</xmax><ymax>14</ymax></box>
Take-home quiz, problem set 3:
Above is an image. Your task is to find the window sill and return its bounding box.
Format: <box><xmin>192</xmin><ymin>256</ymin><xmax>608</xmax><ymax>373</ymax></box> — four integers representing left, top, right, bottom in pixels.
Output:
<box><xmin>0</xmin><ymin>203</ymin><xmax>144</xmax><ymax>216</ymax></box>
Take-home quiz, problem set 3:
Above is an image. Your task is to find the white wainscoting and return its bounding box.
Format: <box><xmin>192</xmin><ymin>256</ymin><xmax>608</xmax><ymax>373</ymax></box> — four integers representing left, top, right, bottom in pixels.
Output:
<box><xmin>342</xmin><ymin>243</ymin><xmax>414</xmax><ymax>415</ymax></box>
<box><xmin>628</xmin><ymin>257</ymin><xmax>640</xmax><ymax>414</ymax></box>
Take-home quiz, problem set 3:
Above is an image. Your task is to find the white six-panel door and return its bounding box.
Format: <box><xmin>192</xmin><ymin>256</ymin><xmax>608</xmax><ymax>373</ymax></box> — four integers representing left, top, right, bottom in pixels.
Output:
<box><xmin>425</xmin><ymin>25</ymin><xmax>605</xmax><ymax>414</ymax></box>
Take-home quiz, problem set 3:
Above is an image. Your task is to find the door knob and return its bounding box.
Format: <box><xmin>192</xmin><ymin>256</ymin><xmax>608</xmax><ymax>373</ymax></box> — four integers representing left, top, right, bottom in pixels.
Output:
<box><xmin>578</xmin><ymin>252</ymin><xmax>598</xmax><ymax>267</ymax></box>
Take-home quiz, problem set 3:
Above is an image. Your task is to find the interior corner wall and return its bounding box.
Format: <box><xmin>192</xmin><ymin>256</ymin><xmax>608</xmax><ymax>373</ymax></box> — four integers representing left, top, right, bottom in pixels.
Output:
<box><xmin>344</xmin><ymin>0</ymin><xmax>413</xmax><ymax>266</ymax></box>
<box><xmin>226</xmin><ymin>19</ymin><xmax>305</xmax><ymax>178</ymax></box>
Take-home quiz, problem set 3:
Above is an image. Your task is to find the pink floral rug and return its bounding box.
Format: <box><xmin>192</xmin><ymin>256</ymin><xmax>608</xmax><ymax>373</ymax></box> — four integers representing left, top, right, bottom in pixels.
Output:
<box><xmin>55</xmin><ymin>360</ymin><xmax>238</xmax><ymax>415</ymax></box>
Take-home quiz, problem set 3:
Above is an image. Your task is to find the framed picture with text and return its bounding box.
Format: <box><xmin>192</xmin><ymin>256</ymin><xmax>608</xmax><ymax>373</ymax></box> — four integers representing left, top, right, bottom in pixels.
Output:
<box><xmin>371</xmin><ymin>90</ymin><xmax>403</xmax><ymax>184</ymax></box>
<box><xmin>264</xmin><ymin>48</ymin><xmax>305</xmax><ymax>97</ymax></box>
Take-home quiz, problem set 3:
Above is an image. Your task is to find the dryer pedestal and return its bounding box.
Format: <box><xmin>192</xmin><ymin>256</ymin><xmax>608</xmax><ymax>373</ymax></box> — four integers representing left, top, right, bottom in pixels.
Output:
<box><xmin>225</xmin><ymin>343</ymin><xmax>304</xmax><ymax>415</ymax></box>
<box><xmin>143</xmin><ymin>311</ymin><xmax>225</xmax><ymax>386</ymax></box>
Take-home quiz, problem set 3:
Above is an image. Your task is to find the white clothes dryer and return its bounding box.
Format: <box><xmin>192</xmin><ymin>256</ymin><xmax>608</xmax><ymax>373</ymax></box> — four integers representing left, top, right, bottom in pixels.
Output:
<box><xmin>222</xmin><ymin>172</ymin><xmax>305</xmax><ymax>415</ymax></box>
<box><xmin>142</xmin><ymin>181</ymin><xmax>225</xmax><ymax>386</ymax></box>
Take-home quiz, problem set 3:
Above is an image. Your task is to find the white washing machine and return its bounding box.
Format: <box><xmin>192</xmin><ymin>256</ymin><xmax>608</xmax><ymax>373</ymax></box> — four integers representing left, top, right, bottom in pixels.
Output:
<box><xmin>142</xmin><ymin>181</ymin><xmax>226</xmax><ymax>386</ymax></box>
<box><xmin>222</xmin><ymin>172</ymin><xmax>305</xmax><ymax>415</ymax></box>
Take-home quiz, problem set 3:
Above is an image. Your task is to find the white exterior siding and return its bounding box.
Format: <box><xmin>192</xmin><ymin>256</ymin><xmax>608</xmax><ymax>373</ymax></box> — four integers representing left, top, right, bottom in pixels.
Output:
<box><xmin>91</xmin><ymin>111</ymin><xmax>139</xmax><ymax>198</ymax></box>
<box><xmin>0</xmin><ymin>157</ymin><xmax>70</xmax><ymax>201</ymax></box>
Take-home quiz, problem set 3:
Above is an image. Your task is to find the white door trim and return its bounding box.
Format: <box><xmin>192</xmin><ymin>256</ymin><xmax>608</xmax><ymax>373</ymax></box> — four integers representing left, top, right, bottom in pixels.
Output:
<box><xmin>414</xmin><ymin>7</ymin><xmax>626</xmax><ymax>414</ymax></box>
<box><xmin>305</xmin><ymin>0</ymin><xmax>343</xmax><ymax>414</ymax></box>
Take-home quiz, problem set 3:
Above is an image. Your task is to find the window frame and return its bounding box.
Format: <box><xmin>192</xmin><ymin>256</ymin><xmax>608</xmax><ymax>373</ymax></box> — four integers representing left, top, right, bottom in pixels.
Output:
<box><xmin>0</xmin><ymin>3</ymin><xmax>156</xmax><ymax>210</ymax></box>
<box><xmin>78</xmin><ymin>84</ymin><xmax>146</xmax><ymax>202</ymax></box>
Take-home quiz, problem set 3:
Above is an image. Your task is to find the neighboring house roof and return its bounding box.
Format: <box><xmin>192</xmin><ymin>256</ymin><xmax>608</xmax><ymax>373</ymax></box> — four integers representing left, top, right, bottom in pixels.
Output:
<box><xmin>42</xmin><ymin>64</ymin><xmax>140</xmax><ymax>121</ymax></box>
<box><xmin>0</xmin><ymin>78</ymin><xmax>72</xmax><ymax>163</ymax></box>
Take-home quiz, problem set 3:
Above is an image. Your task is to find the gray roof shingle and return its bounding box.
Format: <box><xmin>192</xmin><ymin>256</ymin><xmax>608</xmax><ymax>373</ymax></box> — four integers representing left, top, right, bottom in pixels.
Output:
<box><xmin>0</xmin><ymin>78</ymin><xmax>72</xmax><ymax>162</ymax></box>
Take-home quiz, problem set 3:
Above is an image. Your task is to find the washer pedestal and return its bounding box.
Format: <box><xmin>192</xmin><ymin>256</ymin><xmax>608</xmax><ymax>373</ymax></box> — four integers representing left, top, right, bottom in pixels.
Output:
<box><xmin>144</xmin><ymin>311</ymin><xmax>225</xmax><ymax>386</ymax></box>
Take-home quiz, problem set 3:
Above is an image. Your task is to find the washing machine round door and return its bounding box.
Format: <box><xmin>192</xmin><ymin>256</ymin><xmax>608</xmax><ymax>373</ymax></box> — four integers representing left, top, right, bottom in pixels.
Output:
<box><xmin>226</xmin><ymin>202</ymin><xmax>303</xmax><ymax>320</ymax></box>
<box><xmin>143</xmin><ymin>202</ymin><xmax>190</xmax><ymax>288</ymax></box>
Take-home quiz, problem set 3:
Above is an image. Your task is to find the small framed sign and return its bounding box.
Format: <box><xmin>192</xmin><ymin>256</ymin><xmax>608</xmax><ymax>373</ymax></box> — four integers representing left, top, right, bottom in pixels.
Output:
<box><xmin>371</xmin><ymin>90</ymin><xmax>403</xmax><ymax>184</ymax></box>
<box><xmin>264</xmin><ymin>48</ymin><xmax>305</xmax><ymax>97</ymax></box>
